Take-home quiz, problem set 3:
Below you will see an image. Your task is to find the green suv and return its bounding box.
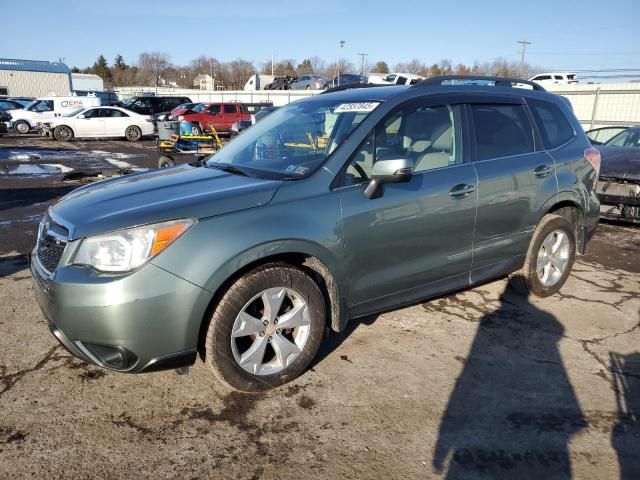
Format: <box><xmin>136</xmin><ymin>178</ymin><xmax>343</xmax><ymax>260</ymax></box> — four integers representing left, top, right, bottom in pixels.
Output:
<box><xmin>31</xmin><ymin>76</ymin><xmax>600</xmax><ymax>391</ymax></box>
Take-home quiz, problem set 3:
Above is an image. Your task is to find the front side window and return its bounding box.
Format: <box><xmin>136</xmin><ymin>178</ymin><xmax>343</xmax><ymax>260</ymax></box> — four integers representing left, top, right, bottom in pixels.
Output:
<box><xmin>208</xmin><ymin>105</ymin><xmax>221</xmax><ymax>114</ymax></box>
<box><xmin>606</xmin><ymin>129</ymin><xmax>640</xmax><ymax>147</ymax></box>
<box><xmin>344</xmin><ymin>103</ymin><xmax>461</xmax><ymax>185</ymax></box>
<box><xmin>206</xmin><ymin>99</ymin><xmax>380</xmax><ymax>179</ymax></box>
<box><xmin>527</xmin><ymin>98</ymin><xmax>574</xmax><ymax>149</ymax></box>
<box><xmin>83</xmin><ymin>108</ymin><xmax>101</xmax><ymax>118</ymax></box>
<box><xmin>30</xmin><ymin>100</ymin><xmax>54</xmax><ymax>112</ymax></box>
<box><xmin>470</xmin><ymin>104</ymin><xmax>534</xmax><ymax>161</ymax></box>
<box><xmin>224</xmin><ymin>104</ymin><xmax>237</xmax><ymax>114</ymax></box>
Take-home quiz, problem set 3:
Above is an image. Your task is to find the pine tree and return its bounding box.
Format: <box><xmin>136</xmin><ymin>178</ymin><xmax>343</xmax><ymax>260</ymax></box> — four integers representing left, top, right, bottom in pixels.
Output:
<box><xmin>92</xmin><ymin>55</ymin><xmax>111</xmax><ymax>80</ymax></box>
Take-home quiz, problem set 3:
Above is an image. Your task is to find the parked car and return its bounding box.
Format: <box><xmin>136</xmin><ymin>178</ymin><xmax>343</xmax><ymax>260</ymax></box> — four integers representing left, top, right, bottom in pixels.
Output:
<box><xmin>331</xmin><ymin>73</ymin><xmax>368</xmax><ymax>87</ymax></box>
<box><xmin>0</xmin><ymin>99</ymin><xmax>26</xmax><ymax>111</ymax></box>
<box><xmin>9</xmin><ymin>95</ymin><xmax>101</xmax><ymax>134</ymax></box>
<box><xmin>179</xmin><ymin>102</ymin><xmax>251</xmax><ymax>135</ymax></box>
<box><xmin>169</xmin><ymin>102</ymin><xmax>200</xmax><ymax>119</ymax></box>
<box><xmin>30</xmin><ymin>75</ymin><xmax>599</xmax><ymax>392</ymax></box>
<box><xmin>251</xmin><ymin>106</ymin><xmax>278</xmax><ymax>124</ymax></box>
<box><xmin>530</xmin><ymin>72</ymin><xmax>578</xmax><ymax>86</ymax></box>
<box><xmin>230</xmin><ymin>119</ymin><xmax>252</xmax><ymax>136</ymax></box>
<box><xmin>40</xmin><ymin>106</ymin><xmax>154</xmax><ymax>141</ymax></box>
<box><xmin>368</xmin><ymin>72</ymin><xmax>423</xmax><ymax>85</ymax></box>
<box><xmin>288</xmin><ymin>75</ymin><xmax>329</xmax><ymax>90</ymax></box>
<box><xmin>265</xmin><ymin>75</ymin><xmax>296</xmax><ymax>90</ymax></box>
<box><xmin>595</xmin><ymin>126</ymin><xmax>640</xmax><ymax>223</ymax></box>
<box><xmin>116</xmin><ymin>96</ymin><xmax>192</xmax><ymax>118</ymax></box>
<box><xmin>586</xmin><ymin>126</ymin><xmax>630</xmax><ymax>145</ymax></box>
<box><xmin>0</xmin><ymin>109</ymin><xmax>9</xmax><ymax>136</ymax></box>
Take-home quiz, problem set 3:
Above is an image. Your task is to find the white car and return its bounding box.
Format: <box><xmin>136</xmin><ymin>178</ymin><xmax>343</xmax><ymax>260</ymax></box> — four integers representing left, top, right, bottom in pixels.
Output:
<box><xmin>368</xmin><ymin>72</ymin><xmax>423</xmax><ymax>85</ymax></box>
<box><xmin>529</xmin><ymin>72</ymin><xmax>578</xmax><ymax>86</ymax></box>
<box><xmin>44</xmin><ymin>106</ymin><xmax>154</xmax><ymax>141</ymax></box>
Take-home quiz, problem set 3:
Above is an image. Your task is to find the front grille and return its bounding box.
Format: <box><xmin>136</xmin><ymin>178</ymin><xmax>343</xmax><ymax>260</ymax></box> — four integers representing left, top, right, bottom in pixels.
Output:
<box><xmin>36</xmin><ymin>216</ymin><xmax>69</xmax><ymax>273</ymax></box>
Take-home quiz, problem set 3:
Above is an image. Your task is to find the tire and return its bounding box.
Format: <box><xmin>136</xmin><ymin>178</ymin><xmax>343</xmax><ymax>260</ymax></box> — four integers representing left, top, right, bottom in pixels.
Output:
<box><xmin>205</xmin><ymin>263</ymin><xmax>326</xmax><ymax>392</ymax></box>
<box><xmin>509</xmin><ymin>214</ymin><xmax>576</xmax><ymax>297</ymax></box>
<box><xmin>158</xmin><ymin>156</ymin><xmax>175</xmax><ymax>168</ymax></box>
<box><xmin>14</xmin><ymin>120</ymin><xmax>31</xmax><ymax>135</ymax></box>
<box><xmin>191</xmin><ymin>124</ymin><xmax>202</xmax><ymax>136</ymax></box>
<box><xmin>53</xmin><ymin>125</ymin><xmax>74</xmax><ymax>141</ymax></box>
<box><xmin>125</xmin><ymin>125</ymin><xmax>142</xmax><ymax>142</ymax></box>
<box><xmin>306</xmin><ymin>85</ymin><xmax>311</xmax><ymax>90</ymax></box>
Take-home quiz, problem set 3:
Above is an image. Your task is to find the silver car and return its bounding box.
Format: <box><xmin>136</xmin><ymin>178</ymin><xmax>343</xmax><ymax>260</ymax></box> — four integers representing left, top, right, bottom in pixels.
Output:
<box><xmin>288</xmin><ymin>75</ymin><xmax>329</xmax><ymax>90</ymax></box>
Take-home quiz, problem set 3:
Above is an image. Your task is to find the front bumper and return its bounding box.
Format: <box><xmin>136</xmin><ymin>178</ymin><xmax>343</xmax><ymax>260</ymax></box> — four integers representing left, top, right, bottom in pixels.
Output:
<box><xmin>30</xmin><ymin>252</ymin><xmax>211</xmax><ymax>373</ymax></box>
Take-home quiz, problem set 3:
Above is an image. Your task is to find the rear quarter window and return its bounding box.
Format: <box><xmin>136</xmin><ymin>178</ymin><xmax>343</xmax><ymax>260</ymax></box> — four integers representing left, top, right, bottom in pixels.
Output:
<box><xmin>527</xmin><ymin>98</ymin><xmax>575</xmax><ymax>149</ymax></box>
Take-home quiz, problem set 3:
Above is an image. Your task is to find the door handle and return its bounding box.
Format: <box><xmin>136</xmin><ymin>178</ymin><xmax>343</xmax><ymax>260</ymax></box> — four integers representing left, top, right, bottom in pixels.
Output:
<box><xmin>534</xmin><ymin>165</ymin><xmax>553</xmax><ymax>177</ymax></box>
<box><xmin>449</xmin><ymin>184</ymin><xmax>475</xmax><ymax>197</ymax></box>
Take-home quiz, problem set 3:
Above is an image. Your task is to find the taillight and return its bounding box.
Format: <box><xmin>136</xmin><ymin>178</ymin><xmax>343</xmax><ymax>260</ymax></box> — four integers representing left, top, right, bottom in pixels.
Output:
<box><xmin>584</xmin><ymin>147</ymin><xmax>601</xmax><ymax>177</ymax></box>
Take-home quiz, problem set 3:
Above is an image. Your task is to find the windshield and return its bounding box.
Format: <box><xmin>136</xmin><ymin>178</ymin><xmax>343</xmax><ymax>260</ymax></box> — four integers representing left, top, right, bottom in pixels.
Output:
<box><xmin>206</xmin><ymin>99</ymin><xmax>380</xmax><ymax>179</ymax></box>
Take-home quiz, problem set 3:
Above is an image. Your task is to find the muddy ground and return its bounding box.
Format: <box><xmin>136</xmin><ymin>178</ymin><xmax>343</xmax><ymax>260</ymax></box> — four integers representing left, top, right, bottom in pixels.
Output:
<box><xmin>1</xmin><ymin>133</ymin><xmax>639</xmax><ymax>479</ymax></box>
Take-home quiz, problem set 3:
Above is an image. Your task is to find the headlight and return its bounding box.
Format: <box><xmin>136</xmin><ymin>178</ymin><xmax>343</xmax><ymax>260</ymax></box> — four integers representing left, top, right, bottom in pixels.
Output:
<box><xmin>73</xmin><ymin>219</ymin><xmax>195</xmax><ymax>272</ymax></box>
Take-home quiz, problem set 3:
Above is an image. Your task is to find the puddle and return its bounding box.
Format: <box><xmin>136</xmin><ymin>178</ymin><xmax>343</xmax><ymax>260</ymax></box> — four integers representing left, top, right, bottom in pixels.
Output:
<box><xmin>1</xmin><ymin>164</ymin><xmax>73</xmax><ymax>175</ymax></box>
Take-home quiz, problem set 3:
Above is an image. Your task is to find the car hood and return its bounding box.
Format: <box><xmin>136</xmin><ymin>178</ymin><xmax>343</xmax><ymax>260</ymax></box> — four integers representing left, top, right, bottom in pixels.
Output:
<box><xmin>51</xmin><ymin>164</ymin><xmax>283</xmax><ymax>239</ymax></box>
<box><xmin>598</xmin><ymin>146</ymin><xmax>640</xmax><ymax>182</ymax></box>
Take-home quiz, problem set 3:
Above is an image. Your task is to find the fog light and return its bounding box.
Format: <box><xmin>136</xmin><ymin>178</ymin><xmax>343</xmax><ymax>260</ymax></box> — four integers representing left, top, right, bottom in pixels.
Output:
<box><xmin>83</xmin><ymin>343</ymin><xmax>137</xmax><ymax>370</ymax></box>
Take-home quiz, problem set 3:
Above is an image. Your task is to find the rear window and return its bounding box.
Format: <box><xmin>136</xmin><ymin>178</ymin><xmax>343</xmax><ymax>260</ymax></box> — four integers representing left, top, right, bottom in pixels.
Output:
<box><xmin>527</xmin><ymin>98</ymin><xmax>575</xmax><ymax>149</ymax></box>
<box><xmin>470</xmin><ymin>104</ymin><xmax>534</xmax><ymax>161</ymax></box>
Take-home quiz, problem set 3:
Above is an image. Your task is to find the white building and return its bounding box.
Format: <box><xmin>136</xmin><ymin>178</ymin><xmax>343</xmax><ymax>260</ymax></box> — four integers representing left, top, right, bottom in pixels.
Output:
<box><xmin>0</xmin><ymin>58</ymin><xmax>72</xmax><ymax>97</ymax></box>
<box><xmin>193</xmin><ymin>74</ymin><xmax>214</xmax><ymax>90</ymax></box>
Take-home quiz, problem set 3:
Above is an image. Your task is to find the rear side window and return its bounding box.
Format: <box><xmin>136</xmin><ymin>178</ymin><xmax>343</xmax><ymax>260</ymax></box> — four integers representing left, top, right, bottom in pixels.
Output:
<box><xmin>470</xmin><ymin>104</ymin><xmax>534</xmax><ymax>161</ymax></box>
<box><xmin>527</xmin><ymin>98</ymin><xmax>575</xmax><ymax>149</ymax></box>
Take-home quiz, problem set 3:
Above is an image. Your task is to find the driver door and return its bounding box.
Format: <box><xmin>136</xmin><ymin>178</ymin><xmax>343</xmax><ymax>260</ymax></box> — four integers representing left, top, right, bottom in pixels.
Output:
<box><xmin>337</xmin><ymin>99</ymin><xmax>477</xmax><ymax>315</ymax></box>
<box><xmin>75</xmin><ymin>108</ymin><xmax>105</xmax><ymax>137</ymax></box>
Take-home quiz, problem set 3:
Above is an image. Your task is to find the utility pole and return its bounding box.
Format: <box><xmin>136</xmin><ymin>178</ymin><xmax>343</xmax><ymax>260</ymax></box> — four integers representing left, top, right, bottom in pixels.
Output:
<box><xmin>517</xmin><ymin>40</ymin><xmax>531</xmax><ymax>78</ymax></box>
<box><xmin>271</xmin><ymin>54</ymin><xmax>274</xmax><ymax>76</ymax></box>
<box><xmin>357</xmin><ymin>52</ymin><xmax>368</xmax><ymax>75</ymax></box>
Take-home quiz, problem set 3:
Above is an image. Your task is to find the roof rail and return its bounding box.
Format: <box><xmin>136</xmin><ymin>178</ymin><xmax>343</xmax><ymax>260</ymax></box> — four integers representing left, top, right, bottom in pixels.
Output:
<box><xmin>413</xmin><ymin>75</ymin><xmax>546</xmax><ymax>92</ymax></box>
<box><xmin>321</xmin><ymin>83</ymin><xmax>393</xmax><ymax>95</ymax></box>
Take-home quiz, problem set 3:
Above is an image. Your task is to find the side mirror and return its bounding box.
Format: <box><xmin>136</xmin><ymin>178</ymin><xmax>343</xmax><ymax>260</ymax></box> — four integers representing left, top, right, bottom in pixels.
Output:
<box><xmin>78</xmin><ymin>114</ymin><xmax>86</xmax><ymax>119</ymax></box>
<box><xmin>364</xmin><ymin>158</ymin><xmax>413</xmax><ymax>199</ymax></box>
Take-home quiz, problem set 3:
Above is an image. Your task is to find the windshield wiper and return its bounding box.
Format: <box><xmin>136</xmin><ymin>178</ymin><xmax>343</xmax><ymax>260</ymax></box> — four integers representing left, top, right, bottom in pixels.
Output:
<box><xmin>208</xmin><ymin>163</ymin><xmax>251</xmax><ymax>177</ymax></box>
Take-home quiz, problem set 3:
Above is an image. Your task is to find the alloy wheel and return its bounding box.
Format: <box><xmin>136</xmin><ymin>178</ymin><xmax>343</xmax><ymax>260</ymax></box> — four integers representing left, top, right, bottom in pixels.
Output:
<box><xmin>231</xmin><ymin>287</ymin><xmax>311</xmax><ymax>376</ymax></box>
<box><xmin>536</xmin><ymin>229</ymin><xmax>570</xmax><ymax>287</ymax></box>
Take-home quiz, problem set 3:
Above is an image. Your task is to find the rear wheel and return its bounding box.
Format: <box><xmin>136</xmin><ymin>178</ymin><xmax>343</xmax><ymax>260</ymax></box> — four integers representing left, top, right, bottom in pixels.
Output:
<box><xmin>125</xmin><ymin>125</ymin><xmax>142</xmax><ymax>141</ymax></box>
<box><xmin>510</xmin><ymin>214</ymin><xmax>576</xmax><ymax>297</ymax></box>
<box><xmin>14</xmin><ymin>120</ymin><xmax>31</xmax><ymax>134</ymax></box>
<box><xmin>205</xmin><ymin>263</ymin><xmax>326</xmax><ymax>392</ymax></box>
<box><xmin>53</xmin><ymin>125</ymin><xmax>74</xmax><ymax>141</ymax></box>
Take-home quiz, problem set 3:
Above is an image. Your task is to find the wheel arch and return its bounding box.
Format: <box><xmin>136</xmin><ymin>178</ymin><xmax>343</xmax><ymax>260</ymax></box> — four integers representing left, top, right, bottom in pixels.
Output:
<box><xmin>196</xmin><ymin>250</ymin><xmax>348</xmax><ymax>360</ymax></box>
<box><xmin>541</xmin><ymin>193</ymin><xmax>587</xmax><ymax>253</ymax></box>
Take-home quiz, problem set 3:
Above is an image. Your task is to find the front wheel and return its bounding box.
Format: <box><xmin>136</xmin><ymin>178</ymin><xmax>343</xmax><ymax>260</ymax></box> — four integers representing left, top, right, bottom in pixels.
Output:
<box><xmin>14</xmin><ymin>120</ymin><xmax>31</xmax><ymax>134</ymax></box>
<box><xmin>53</xmin><ymin>125</ymin><xmax>74</xmax><ymax>141</ymax></box>
<box><xmin>205</xmin><ymin>263</ymin><xmax>326</xmax><ymax>391</ymax></box>
<box><xmin>158</xmin><ymin>156</ymin><xmax>175</xmax><ymax>168</ymax></box>
<box><xmin>125</xmin><ymin>125</ymin><xmax>142</xmax><ymax>142</ymax></box>
<box><xmin>509</xmin><ymin>214</ymin><xmax>576</xmax><ymax>297</ymax></box>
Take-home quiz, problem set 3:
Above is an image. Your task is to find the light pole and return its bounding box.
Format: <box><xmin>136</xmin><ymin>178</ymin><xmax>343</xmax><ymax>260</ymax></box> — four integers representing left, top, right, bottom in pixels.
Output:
<box><xmin>337</xmin><ymin>40</ymin><xmax>345</xmax><ymax>86</ymax></box>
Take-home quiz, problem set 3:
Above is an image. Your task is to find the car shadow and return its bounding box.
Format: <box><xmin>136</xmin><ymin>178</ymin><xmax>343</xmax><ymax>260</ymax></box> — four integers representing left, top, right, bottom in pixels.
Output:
<box><xmin>432</xmin><ymin>284</ymin><xmax>587</xmax><ymax>479</ymax></box>
<box><xmin>0</xmin><ymin>254</ymin><xmax>29</xmax><ymax>277</ymax></box>
<box><xmin>0</xmin><ymin>185</ymin><xmax>75</xmax><ymax>213</ymax></box>
<box><xmin>610</xmin><ymin>351</ymin><xmax>640</xmax><ymax>479</ymax></box>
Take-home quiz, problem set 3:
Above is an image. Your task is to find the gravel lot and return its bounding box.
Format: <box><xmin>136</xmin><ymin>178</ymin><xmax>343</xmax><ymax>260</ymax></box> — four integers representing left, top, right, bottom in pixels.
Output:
<box><xmin>1</xmin><ymin>134</ymin><xmax>639</xmax><ymax>479</ymax></box>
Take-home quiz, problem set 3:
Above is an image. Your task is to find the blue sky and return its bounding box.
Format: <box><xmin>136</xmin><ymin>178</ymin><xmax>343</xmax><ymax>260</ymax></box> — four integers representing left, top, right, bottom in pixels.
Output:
<box><xmin>4</xmin><ymin>0</ymin><xmax>640</xmax><ymax>80</ymax></box>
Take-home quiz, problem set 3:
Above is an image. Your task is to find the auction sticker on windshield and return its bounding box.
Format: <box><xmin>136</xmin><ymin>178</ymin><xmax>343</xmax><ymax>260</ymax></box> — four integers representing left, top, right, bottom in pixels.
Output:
<box><xmin>334</xmin><ymin>102</ymin><xmax>380</xmax><ymax>113</ymax></box>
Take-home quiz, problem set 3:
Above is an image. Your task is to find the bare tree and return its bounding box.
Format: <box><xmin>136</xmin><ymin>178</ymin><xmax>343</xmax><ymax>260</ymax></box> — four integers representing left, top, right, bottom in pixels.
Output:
<box><xmin>138</xmin><ymin>52</ymin><xmax>171</xmax><ymax>87</ymax></box>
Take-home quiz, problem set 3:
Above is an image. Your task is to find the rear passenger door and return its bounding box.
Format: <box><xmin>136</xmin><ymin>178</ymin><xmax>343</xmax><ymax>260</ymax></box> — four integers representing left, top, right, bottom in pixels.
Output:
<box><xmin>468</xmin><ymin>99</ymin><xmax>557</xmax><ymax>281</ymax></box>
<box><xmin>102</xmin><ymin>108</ymin><xmax>130</xmax><ymax>136</ymax></box>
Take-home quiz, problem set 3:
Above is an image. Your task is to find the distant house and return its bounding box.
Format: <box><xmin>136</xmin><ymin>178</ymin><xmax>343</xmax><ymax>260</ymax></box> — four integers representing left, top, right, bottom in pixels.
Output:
<box><xmin>0</xmin><ymin>58</ymin><xmax>72</xmax><ymax>97</ymax></box>
<box><xmin>193</xmin><ymin>74</ymin><xmax>214</xmax><ymax>90</ymax></box>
